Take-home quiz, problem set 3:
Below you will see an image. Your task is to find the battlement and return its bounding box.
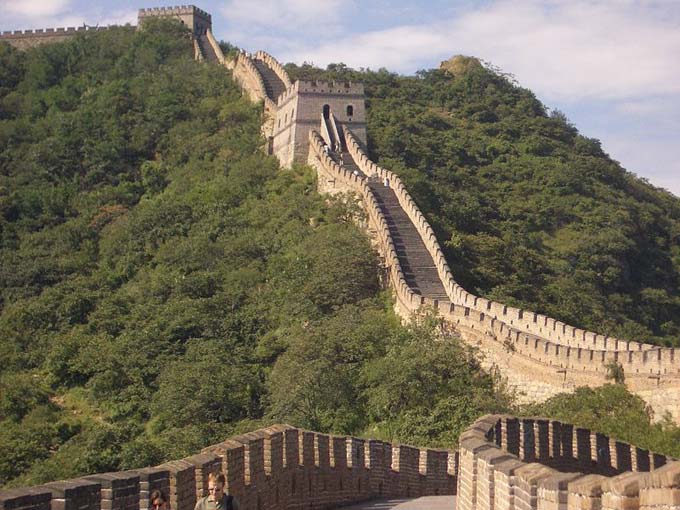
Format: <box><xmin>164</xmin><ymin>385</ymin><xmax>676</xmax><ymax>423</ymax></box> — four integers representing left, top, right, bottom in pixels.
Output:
<box><xmin>458</xmin><ymin>415</ymin><xmax>679</xmax><ymax>510</ymax></box>
<box><xmin>0</xmin><ymin>26</ymin><xmax>111</xmax><ymax>37</ymax></box>
<box><xmin>275</xmin><ymin>80</ymin><xmax>364</xmax><ymax>108</ymax></box>
<box><xmin>297</xmin><ymin>80</ymin><xmax>364</xmax><ymax>95</ymax></box>
<box><xmin>137</xmin><ymin>5</ymin><xmax>211</xmax><ymax>34</ymax></box>
<box><xmin>138</xmin><ymin>5</ymin><xmax>211</xmax><ymax>21</ymax></box>
<box><xmin>0</xmin><ymin>425</ymin><xmax>457</xmax><ymax>509</ymax></box>
<box><xmin>0</xmin><ymin>25</ymin><xmax>120</xmax><ymax>50</ymax></box>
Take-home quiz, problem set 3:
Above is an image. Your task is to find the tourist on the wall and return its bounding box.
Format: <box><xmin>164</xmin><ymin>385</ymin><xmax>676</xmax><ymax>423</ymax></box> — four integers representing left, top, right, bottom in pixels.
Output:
<box><xmin>194</xmin><ymin>472</ymin><xmax>239</xmax><ymax>510</ymax></box>
<box><xmin>150</xmin><ymin>490</ymin><xmax>169</xmax><ymax>510</ymax></box>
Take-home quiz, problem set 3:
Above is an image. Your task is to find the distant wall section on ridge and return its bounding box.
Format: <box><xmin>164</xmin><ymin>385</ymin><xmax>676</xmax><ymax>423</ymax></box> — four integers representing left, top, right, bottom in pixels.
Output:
<box><xmin>0</xmin><ymin>26</ymin><xmax>120</xmax><ymax>50</ymax></box>
<box><xmin>0</xmin><ymin>4</ymin><xmax>210</xmax><ymax>50</ymax></box>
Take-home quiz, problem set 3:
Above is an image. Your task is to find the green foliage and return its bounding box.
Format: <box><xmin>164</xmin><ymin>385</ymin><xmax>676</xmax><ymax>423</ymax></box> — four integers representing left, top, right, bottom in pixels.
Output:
<box><xmin>523</xmin><ymin>385</ymin><xmax>680</xmax><ymax>457</ymax></box>
<box><xmin>361</xmin><ymin>313</ymin><xmax>512</xmax><ymax>447</ymax></box>
<box><xmin>605</xmin><ymin>360</ymin><xmax>625</xmax><ymax>384</ymax></box>
<box><xmin>267</xmin><ymin>307</ymin><xmax>511</xmax><ymax>448</ymax></box>
<box><xmin>286</xmin><ymin>61</ymin><xmax>680</xmax><ymax>347</ymax></box>
<box><xmin>0</xmin><ymin>25</ymin><xmax>412</xmax><ymax>486</ymax></box>
<box><xmin>267</xmin><ymin>302</ymin><xmax>395</xmax><ymax>433</ymax></box>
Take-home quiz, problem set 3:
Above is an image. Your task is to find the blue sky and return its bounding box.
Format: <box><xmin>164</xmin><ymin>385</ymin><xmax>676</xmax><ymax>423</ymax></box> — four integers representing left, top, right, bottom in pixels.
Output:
<box><xmin>3</xmin><ymin>0</ymin><xmax>680</xmax><ymax>197</ymax></box>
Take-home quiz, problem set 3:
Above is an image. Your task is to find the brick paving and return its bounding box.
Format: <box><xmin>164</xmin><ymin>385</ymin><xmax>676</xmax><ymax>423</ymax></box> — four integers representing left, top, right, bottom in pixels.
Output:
<box><xmin>333</xmin><ymin>496</ymin><xmax>456</xmax><ymax>510</ymax></box>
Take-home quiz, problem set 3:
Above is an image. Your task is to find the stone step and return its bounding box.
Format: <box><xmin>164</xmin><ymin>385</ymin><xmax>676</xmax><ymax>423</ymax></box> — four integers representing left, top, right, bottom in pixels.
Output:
<box><xmin>197</xmin><ymin>35</ymin><xmax>219</xmax><ymax>63</ymax></box>
<box><xmin>253</xmin><ymin>59</ymin><xmax>287</xmax><ymax>101</ymax></box>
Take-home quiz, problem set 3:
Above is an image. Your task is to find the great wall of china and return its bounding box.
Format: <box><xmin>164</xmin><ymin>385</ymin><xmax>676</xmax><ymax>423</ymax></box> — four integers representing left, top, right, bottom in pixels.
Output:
<box><xmin>2</xmin><ymin>415</ymin><xmax>680</xmax><ymax>510</ymax></box>
<box><xmin>1</xmin><ymin>6</ymin><xmax>679</xmax><ymax>508</ymax></box>
<box><xmin>182</xmin><ymin>16</ymin><xmax>680</xmax><ymax>421</ymax></box>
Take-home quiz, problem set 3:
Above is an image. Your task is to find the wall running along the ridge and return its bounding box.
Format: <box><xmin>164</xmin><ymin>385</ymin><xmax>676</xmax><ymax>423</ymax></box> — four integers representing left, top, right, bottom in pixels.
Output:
<box><xmin>0</xmin><ymin>426</ymin><xmax>457</xmax><ymax>510</ymax></box>
<box><xmin>2</xmin><ymin>5</ymin><xmax>679</xmax><ymax>418</ymax></box>
<box><xmin>306</xmin><ymin>127</ymin><xmax>680</xmax><ymax>420</ymax></box>
<box><xmin>0</xmin><ymin>26</ymin><xmax>119</xmax><ymax>50</ymax></box>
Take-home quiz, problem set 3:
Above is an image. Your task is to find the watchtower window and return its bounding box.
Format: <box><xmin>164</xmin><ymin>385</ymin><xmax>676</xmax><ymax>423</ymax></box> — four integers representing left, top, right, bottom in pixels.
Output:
<box><xmin>323</xmin><ymin>104</ymin><xmax>330</xmax><ymax>119</ymax></box>
<box><xmin>346</xmin><ymin>105</ymin><xmax>353</xmax><ymax>117</ymax></box>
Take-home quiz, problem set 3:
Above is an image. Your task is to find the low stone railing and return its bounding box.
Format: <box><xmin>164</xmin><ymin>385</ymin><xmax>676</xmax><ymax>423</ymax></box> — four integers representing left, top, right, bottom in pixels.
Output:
<box><xmin>0</xmin><ymin>425</ymin><xmax>457</xmax><ymax>510</ymax></box>
<box><xmin>458</xmin><ymin>415</ymin><xmax>678</xmax><ymax>510</ymax></box>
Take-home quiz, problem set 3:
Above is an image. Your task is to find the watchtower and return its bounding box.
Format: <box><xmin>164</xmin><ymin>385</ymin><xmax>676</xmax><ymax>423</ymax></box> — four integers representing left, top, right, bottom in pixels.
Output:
<box><xmin>271</xmin><ymin>81</ymin><xmax>367</xmax><ymax>168</ymax></box>
<box><xmin>137</xmin><ymin>5</ymin><xmax>212</xmax><ymax>35</ymax></box>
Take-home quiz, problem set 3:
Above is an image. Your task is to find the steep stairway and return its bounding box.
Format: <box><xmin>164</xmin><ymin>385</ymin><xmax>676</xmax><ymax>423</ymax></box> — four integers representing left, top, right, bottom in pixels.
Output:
<box><xmin>333</xmin><ymin>125</ymin><xmax>447</xmax><ymax>300</ymax></box>
<box><xmin>253</xmin><ymin>58</ymin><xmax>287</xmax><ymax>102</ymax></box>
<box><xmin>366</xmin><ymin>175</ymin><xmax>449</xmax><ymax>301</ymax></box>
<box><xmin>197</xmin><ymin>34</ymin><xmax>220</xmax><ymax>63</ymax></box>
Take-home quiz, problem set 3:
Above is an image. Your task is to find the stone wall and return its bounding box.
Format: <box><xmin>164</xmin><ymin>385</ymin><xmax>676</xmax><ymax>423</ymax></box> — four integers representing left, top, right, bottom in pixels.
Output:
<box><xmin>271</xmin><ymin>80</ymin><xmax>367</xmax><ymax>167</ymax></box>
<box><xmin>307</xmin><ymin>127</ymin><xmax>680</xmax><ymax>420</ymax></box>
<box><xmin>0</xmin><ymin>26</ymin><xmax>117</xmax><ymax>50</ymax></box>
<box><xmin>138</xmin><ymin>5</ymin><xmax>212</xmax><ymax>35</ymax></box>
<box><xmin>0</xmin><ymin>425</ymin><xmax>457</xmax><ymax>510</ymax></box>
<box><xmin>254</xmin><ymin>51</ymin><xmax>292</xmax><ymax>90</ymax></box>
<box><xmin>204</xmin><ymin>29</ymin><xmax>224</xmax><ymax>65</ymax></box>
<box><xmin>457</xmin><ymin>415</ymin><xmax>679</xmax><ymax>510</ymax></box>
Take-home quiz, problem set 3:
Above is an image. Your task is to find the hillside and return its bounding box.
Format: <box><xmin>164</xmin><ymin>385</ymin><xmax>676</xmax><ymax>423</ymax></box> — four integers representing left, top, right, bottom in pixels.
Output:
<box><xmin>4</xmin><ymin>19</ymin><xmax>680</xmax><ymax>490</ymax></box>
<box><xmin>286</xmin><ymin>59</ymin><xmax>680</xmax><ymax>348</ymax></box>
<box><xmin>0</xmin><ymin>22</ymin><xmax>512</xmax><ymax>487</ymax></box>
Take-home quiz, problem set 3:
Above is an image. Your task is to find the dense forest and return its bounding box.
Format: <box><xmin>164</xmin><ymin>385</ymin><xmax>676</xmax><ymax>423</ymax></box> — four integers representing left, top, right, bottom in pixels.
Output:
<box><xmin>0</xmin><ymin>22</ymin><xmax>510</xmax><ymax>487</ymax></box>
<box><xmin>286</xmin><ymin>59</ymin><xmax>680</xmax><ymax>348</ymax></box>
<box><xmin>1</xmin><ymin>21</ymin><xmax>679</xmax><ymax>488</ymax></box>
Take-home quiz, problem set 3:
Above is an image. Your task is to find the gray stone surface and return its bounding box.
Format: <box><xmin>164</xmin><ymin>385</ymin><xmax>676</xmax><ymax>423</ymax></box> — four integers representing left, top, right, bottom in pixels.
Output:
<box><xmin>333</xmin><ymin>496</ymin><xmax>456</xmax><ymax>510</ymax></box>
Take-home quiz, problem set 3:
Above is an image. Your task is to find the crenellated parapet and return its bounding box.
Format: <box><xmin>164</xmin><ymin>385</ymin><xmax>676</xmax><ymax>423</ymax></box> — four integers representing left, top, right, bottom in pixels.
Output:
<box><xmin>457</xmin><ymin>415</ymin><xmax>678</xmax><ymax>510</ymax></box>
<box><xmin>0</xmin><ymin>425</ymin><xmax>457</xmax><ymax>510</ymax></box>
<box><xmin>138</xmin><ymin>5</ymin><xmax>211</xmax><ymax>19</ymax></box>
<box><xmin>0</xmin><ymin>26</ymin><xmax>120</xmax><ymax>50</ymax></box>
<box><xmin>230</xmin><ymin>52</ymin><xmax>271</xmax><ymax>104</ymax></box>
<box><xmin>138</xmin><ymin>5</ymin><xmax>211</xmax><ymax>35</ymax></box>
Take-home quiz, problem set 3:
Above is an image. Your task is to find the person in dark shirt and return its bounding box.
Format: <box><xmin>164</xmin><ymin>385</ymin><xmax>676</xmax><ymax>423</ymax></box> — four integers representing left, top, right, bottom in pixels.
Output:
<box><xmin>194</xmin><ymin>472</ymin><xmax>239</xmax><ymax>510</ymax></box>
<box><xmin>150</xmin><ymin>490</ymin><xmax>168</xmax><ymax>510</ymax></box>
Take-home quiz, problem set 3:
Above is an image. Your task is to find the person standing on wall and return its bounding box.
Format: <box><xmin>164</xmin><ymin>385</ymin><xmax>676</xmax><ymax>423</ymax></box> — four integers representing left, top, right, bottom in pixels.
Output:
<box><xmin>194</xmin><ymin>472</ymin><xmax>239</xmax><ymax>510</ymax></box>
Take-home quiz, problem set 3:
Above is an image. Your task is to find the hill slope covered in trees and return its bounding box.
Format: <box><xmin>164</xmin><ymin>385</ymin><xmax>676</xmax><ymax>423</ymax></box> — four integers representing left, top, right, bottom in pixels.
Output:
<box><xmin>2</xmin><ymin>21</ymin><xmax>680</xmax><ymax>490</ymax></box>
<box><xmin>287</xmin><ymin>59</ymin><xmax>680</xmax><ymax>347</ymax></box>
<box><xmin>0</xmin><ymin>22</ymin><xmax>511</xmax><ymax>488</ymax></box>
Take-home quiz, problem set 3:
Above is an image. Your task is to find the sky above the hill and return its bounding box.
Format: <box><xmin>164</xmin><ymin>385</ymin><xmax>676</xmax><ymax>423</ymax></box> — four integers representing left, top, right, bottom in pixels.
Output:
<box><xmin>3</xmin><ymin>0</ymin><xmax>680</xmax><ymax>197</ymax></box>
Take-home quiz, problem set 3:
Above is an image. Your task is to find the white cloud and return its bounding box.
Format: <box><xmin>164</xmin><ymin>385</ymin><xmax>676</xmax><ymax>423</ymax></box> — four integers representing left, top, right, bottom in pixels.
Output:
<box><xmin>219</xmin><ymin>0</ymin><xmax>349</xmax><ymax>34</ymax></box>
<box><xmin>450</xmin><ymin>0</ymin><xmax>680</xmax><ymax>101</ymax></box>
<box><xmin>278</xmin><ymin>0</ymin><xmax>680</xmax><ymax>102</ymax></box>
<box><xmin>2</xmin><ymin>0</ymin><xmax>71</xmax><ymax>18</ymax></box>
<box><xmin>93</xmin><ymin>9</ymin><xmax>137</xmax><ymax>27</ymax></box>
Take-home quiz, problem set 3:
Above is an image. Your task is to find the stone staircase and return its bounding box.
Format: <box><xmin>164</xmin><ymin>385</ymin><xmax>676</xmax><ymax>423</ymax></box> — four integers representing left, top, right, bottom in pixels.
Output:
<box><xmin>366</xmin><ymin>177</ymin><xmax>449</xmax><ymax>301</ymax></box>
<box><xmin>197</xmin><ymin>34</ymin><xmax>220</xmax><ymax>63</ymax></box>
<box><xmin>253</xmin><ymin>58</ymin><xmax>287</xmax><ymax>102</ymax></box>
